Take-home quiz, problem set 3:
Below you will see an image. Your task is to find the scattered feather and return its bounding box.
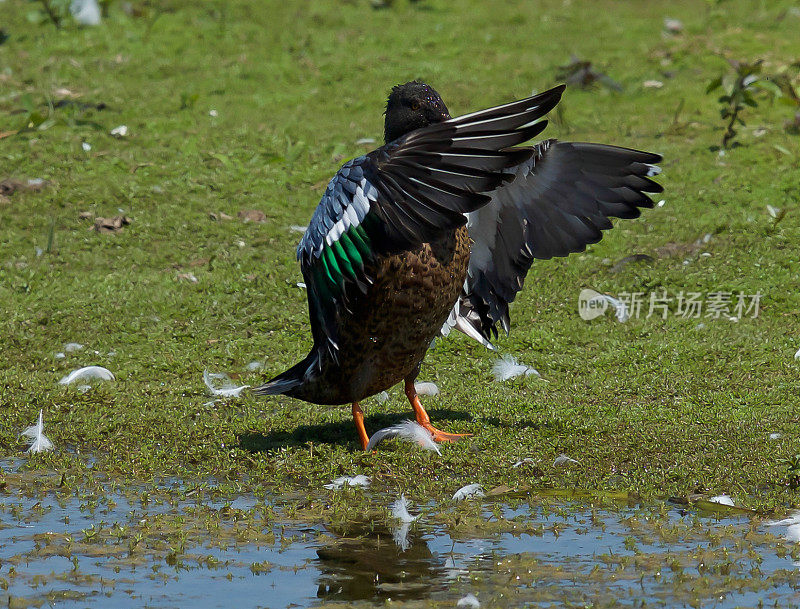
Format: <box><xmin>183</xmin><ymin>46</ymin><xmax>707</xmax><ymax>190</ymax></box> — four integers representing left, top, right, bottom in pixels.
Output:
<box><xmin>59</xmin><ymin>366</ymin><xmax>115</xmax><ymax>385</ymax></box>
<box><xmin>709</xmin><ymin>494</ymin><xmax>734</xmax><ymax>506</ymax></box>
<box><xmin>414</xmin><ymin>381</ymin><xmax>439</xmax><ymax>396</ymax></box>
<box><xmin>20</xmin><ymin>410</ymin><xmax>54</xmax><ymax>454</ymax></box>
<box><xmin>663</xmin><ymin>17</ymin><xmax>684</xmax><ymax>33</ymax></box>
<box><xmin>390</xmin><ymin>496</ymin><xmax>419</xmax><ymax>550</ymax></box>
<box><xmin>203</xmin><ymin>370</ymin><xmax>250</xmax><ymax>397</ymax></box>
<box><xmin>794</xmin><ymin>347</ymin><xmax>800</xmax><ymax>361</ymax></box>
<box><xmin>492</xmin><ymin>355</ymin><xmax>540</xmax><ymax>382</ymax></box>
<box><xmin>553</xmin><ymin>454</ymin><xmax>580</xmax><ymax>467</ymax></box>
<box><xmin>457</xmin><ymin>594</ymin><xmax>481</xmax><ymax>608</ymax></box>
<box><xmin>110</xmin><ymin>125</ymin><xmax>128</xmax><ymax>137</ymax></box>
<box><xmin>356</xmin><ymin>137</ymin><xmax>376</xmax><ymax>145</ymax></box>
<box><xmin>55</xmin><ymin>352</ymin><xmax>66</xmax><ymax>359</ymax></box>
<box><xmin>452</xmin><ymin>483</ymin><xmax>484</xmax><ymax>501</ymax></box>
<box><xmin>209</xmin><ymin>109</ymin><xmax>218</xmax><ymax>117</ymax></box>
<box><xmin>393</xmin><ymin>522</ymin><xmax>412</xmax><ymax>551</ymax></box>
<box><xmin>64</xmin><ymin>342</ymin><xmax>84</xmax><ymax>352</ymax></box>
<box><xmin>604</xmin><ymin>295</ymin><xmax>629</xmax><ymax>322</ymax></box>
<box><xmin>323</xmin><ymin>475</ymin><xmax>370</xmax><ymax>490</ymax></box>
<box><xmin>767</xmin><ymin>512</ymin><xmax>800</xmax><ymax>542</ymax></box>
<box><xmin>289</xmin><ymin>224</ymin><xmax>307</xmax><ymax>233</ymax></box>
<box><xmin>390</xmin><ymin>494</ymin><xmax>420</xmax><ymax>523</ymax></box>
<box><xmin>375</xmin><ymin>391</ymin><xmax>389</xmax><ymax>403</ymax></box>
<box><xmin>81</xmin><ymin>142</ymin><xmax>91</xmax><ymax>152</ymax></box>
<box><xmin>643</xmin><ymin>80</ymin><xmax>664</xmax><ymax>89</ymax></box>
<box><xmin>71</xmin><ymin>0</ymin><xmax>101</xmax><ymax>25</ymax></box>
<box><xmin>657</xmin><ymin>199</ymin><xmax>666</xmax><ymax>207</ymax></box>
<box><xmin>76</xmin><ymin>384</ymin><xmax>92</xmax><ymax>394</ymax></box>
<box><xmin>245</xmin><ymin>361</ymin><xmax>263</xmax><ymax>371</ymax></box>
<box><xmin>365</xmin><ymin>420</ymin><xmax>441</xmax><ymax>454</ymax></box>
<box><xmin>770</xmin><ymin>433</ymin><xmax>782</xmax><ymax>440</ymax></box>
<box><xmin>767</xmin><ymin>204</ymin><xmax>783</xmax><ymax>219</ymax></box>
<box><xmin>296</xmin><ymin>282</ymin><xmax>306</xmax><ymax>289</ymax></box>
<box><xmin>512</xmin><ymin>458</ymin><xmax>535</xmax><ymax>468</ymax></box>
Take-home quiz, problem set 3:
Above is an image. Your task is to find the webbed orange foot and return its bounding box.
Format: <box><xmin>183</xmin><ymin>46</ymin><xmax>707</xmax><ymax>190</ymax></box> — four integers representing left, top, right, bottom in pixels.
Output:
<box><xmin>404</xmin><ymin>377</ymin><xmax>471</xmax><ymax>444</ymax></box>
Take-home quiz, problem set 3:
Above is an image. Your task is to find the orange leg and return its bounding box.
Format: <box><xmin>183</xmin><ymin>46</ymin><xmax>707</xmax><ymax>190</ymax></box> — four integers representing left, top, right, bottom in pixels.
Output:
<box><xmin>404</xmin><ymin>379</ymin><xmax>471</xmax><ymax>443</ymax></box>
<box><xmin>352</xmin><ymin>402</ymin><xmax>370</xmax><ymax>451</ymax></box>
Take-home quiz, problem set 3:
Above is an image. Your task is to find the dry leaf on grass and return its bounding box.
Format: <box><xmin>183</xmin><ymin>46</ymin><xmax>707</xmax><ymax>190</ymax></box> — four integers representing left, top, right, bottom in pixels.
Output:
<box><xmin>209</xmin><ymin>212</ymin><xmax>234</xmax><ymax>221</ymax></box>
<box><xmin>93</xmin><ymin>215</ymin><xmax>131</xmax><ymax>233</ymax></box>
<box><xmin>238</xmin><ymin>209</ymin><xmax>267</xmax><ymax>223</ymax></box>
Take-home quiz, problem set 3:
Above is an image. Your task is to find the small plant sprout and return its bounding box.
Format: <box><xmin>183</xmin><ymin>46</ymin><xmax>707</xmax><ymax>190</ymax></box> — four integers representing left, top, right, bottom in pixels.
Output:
<box><xmin>706</xmin><ymin>59</ymin><xmax>783</xmax><ymax>149</ymax></box>
<box><xmin>365</xmin><ymin>420</ymin><xmax>441</xmax><ymax>454</ymax></box>
<box><xmin>20</xmin><ymin>410</ymin><xmax>54</xmax><ymax>454</ymax></box>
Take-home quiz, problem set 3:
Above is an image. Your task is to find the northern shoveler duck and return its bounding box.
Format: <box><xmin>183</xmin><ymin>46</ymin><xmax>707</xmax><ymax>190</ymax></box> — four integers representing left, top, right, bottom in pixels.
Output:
<box><xmin>254</xmin><ymin>81</ymin><xmax>662</xmax><ymax>450</ymax></box>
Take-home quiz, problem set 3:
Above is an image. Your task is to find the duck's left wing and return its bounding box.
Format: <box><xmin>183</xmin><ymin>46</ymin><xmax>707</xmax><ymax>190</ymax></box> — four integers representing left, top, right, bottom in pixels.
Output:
<box><xmin>448</xmin><ymin>140</ymin><xmax>663</xmax><ymax>344</ymax></box>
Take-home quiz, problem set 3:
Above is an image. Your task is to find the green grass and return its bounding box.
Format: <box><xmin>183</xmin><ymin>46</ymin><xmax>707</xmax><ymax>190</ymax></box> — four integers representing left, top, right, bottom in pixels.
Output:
<box><xmin>1</xmin><ymin>0</ymin><xmax>800</xmax><ymax>511</ymax></box>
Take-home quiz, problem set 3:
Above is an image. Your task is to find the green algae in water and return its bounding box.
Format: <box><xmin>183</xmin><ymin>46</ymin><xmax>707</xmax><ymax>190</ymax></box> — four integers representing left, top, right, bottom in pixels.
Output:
<box><xmin>3</xmin><ymin>472</ymin><xmax>800</xmax><ymax>608</ymax></box>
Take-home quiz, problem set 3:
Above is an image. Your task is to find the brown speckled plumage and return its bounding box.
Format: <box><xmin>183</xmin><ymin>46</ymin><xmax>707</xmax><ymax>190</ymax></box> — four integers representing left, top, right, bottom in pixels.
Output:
<box><xmin>288</xmin><ymin>225</ymin><xmax>470</xmax><ymax>405</ymax></box>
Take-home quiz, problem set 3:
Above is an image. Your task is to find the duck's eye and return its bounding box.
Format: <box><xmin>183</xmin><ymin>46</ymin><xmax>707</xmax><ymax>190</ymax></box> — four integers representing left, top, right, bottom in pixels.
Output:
<box><xmin>411</xmin><ymin>102</ymin><xmax>420</xmax><ymax>111</ymax></box>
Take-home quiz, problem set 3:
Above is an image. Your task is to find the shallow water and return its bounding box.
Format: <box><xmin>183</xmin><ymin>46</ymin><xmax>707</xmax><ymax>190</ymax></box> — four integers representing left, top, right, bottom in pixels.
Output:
<box><xmin>2</xmin><ymin>464</ymin><xmax>800</xmax><ymax>608</ymax></box>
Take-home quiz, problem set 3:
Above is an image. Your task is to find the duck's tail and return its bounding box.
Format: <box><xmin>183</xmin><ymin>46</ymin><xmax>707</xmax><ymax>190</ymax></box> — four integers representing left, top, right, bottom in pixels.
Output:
<box><xmin>252</xmin><ymin>352</ymin><xmax>316</xmax><ymax>397</ymax></box>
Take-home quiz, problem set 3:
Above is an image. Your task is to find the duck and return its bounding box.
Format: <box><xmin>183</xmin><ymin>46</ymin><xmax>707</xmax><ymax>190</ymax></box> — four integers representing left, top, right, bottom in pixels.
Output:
<box><xmin>254</xmin><ymin>81</ymin><xmax>663</xmax><ymax>450</ymax></box>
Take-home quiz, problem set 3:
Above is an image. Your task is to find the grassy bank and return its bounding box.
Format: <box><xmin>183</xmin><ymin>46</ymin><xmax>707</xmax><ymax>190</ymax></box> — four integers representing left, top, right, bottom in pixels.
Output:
<box><xmin>1</xmin><ymin>0</ymin><xmax>799</xmax><ymax>511</ymax></box>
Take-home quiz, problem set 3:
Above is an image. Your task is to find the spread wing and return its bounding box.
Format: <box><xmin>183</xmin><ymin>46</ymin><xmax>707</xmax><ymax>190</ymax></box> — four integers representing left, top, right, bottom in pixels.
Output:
<box><xmin>296</xmin><ymin>85</ymin><xmax>567</xmax><ymax>357</ymax></box>
<box><xmin>446</xmin><ymin>139</ymin><xmax>663</xmax><ymax>344</ymax></box>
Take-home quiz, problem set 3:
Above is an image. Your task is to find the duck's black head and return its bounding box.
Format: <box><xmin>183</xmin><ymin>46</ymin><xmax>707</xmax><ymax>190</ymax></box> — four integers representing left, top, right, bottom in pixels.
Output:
<box><xmin>384</xmin><ymin>81</ymin><xmax>451</xmax><ymax>144</ymax></box>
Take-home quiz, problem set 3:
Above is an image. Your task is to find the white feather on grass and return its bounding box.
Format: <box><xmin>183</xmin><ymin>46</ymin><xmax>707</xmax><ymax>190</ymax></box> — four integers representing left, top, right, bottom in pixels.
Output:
<box><xmin>553</xmin><ymin>454</ymin><xmax>580</xmax><ymax>467</ymax></box>
<box><xmin>708</xmin><ymin>494</ymin><xmax>735</xmax><ymax>506</ymax></box>
<box><xmin>20</xmin><ymin>410</ymin><xmax>54</xmax><ymax>454</ymax></box>
<box><xmin>414</xmin><ymin>381</ymin><xmax>439</xmax><ymax>396</ymax></box>
<box><xmin>795</xmin><ymin>347</ymin><xmax>800</xmax><ymax>361</ymax></box>
<box><xmin>365</xmin><ymin>420</ymin><xmax>441</xmax><ymax>455</ymax></box>
<box><xmin>323</xmin><ymin>475</ymin><xmax>370</xmax><ymax>490</ymax></box>
<box><xmin>289</xmin><ymin>225</ymin><xmax>307</xmax><ymax>233</ymax></box>
<box><xmin>203</xmin><ymin>370</ymin><xmax>250</xmax><ymax>397</ymax></box>
<box><xmin>452</xmin><ymin>483</ymin><xmax>484</xmax><ymax>501</ymax></box>
<box><xmin>375</xmin><ymin>391</ymin><xmax>389</xmax><ymax>403</ymax></box>
<box><xmin>59</xmin><ymin>366</ymin><xmax>115</xmax><ymax>385</ymax></box>
<box><xmin>512</xmin><ymin>458</ymin><xmax>535</xmax><ymax>468</ymax></box>
<box><xmin>492</xmin><ymin>355</ymin><xmax>540</xmax><ymax>382</ymax></box>
<box><xmin>64</xmin><ymin>342</ymin><xmax>84</xmax><ymax>352</ymax></box>
<box><xmin>245</xmin><ymin>361</ymin><xmax>263</xmax><ymax>371</ymax></box>
<box><xmin>457</xmin><ymin>594</ymin><xmax>481</xmax><ymax>608</ymax></box>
